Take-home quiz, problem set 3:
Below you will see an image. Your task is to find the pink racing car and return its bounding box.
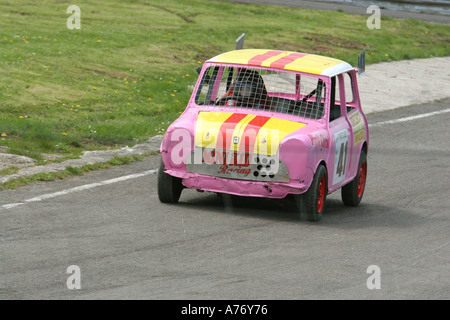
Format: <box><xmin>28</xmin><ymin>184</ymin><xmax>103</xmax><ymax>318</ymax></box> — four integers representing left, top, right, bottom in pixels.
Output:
<box><xmin>158</xmin><ymin>48</ymin><xmax>368</xmax><ymax>221</ymax></box>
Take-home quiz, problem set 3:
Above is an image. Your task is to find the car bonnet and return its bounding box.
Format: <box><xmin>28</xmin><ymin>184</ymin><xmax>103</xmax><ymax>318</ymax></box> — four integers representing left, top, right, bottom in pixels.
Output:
<box><xmin>194</xmin><ymin>111</ymin><xmax>307</xmax><ymax>156</ymax></box>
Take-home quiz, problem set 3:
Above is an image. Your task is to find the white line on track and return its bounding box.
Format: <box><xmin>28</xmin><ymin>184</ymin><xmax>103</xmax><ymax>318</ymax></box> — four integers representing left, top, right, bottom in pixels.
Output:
<box><xmin>1</xmin><ymin>169</ymin><xmax>157</xmax><ymax>211</ymax></box>
<box><xmin>368</xmin><ymin>108</ymin><xmax>450</xmax><ymax>128</ymax></box>
<box><xmin>1</xmin><ymin>107</ymin><xmax>450</xmax><ymax>211</ymax></box>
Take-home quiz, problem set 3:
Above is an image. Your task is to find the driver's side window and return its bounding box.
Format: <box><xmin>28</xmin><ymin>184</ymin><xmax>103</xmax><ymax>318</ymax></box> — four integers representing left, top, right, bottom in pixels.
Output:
<box><xmin>330</xmin><ymin>73</ymin><xmax>353</xmax><ymax>121</ymax></box>
<box><xmin>329</xmin><ymin>76</ymin><xmax>341</xmax><ymax>122</ymax></box>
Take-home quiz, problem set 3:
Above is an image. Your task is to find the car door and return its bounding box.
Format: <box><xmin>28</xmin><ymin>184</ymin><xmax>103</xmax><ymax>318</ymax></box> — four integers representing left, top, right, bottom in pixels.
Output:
<box><xmin>328</xmin><ymin>73</ymin><xmax>354</xmax><ymax>191</ymax></box>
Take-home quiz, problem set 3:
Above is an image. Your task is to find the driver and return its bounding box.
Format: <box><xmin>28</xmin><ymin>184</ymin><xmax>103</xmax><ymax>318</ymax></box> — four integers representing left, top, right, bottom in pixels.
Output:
<box><xmin>233</xmin><ymin>81</ymin><xmax>256</xmax><ymax>103</ymax></box>
<box><xmin>216</xmin><ymin>69</ymin><xmax>272</xmax><ymax>111</ymax></box>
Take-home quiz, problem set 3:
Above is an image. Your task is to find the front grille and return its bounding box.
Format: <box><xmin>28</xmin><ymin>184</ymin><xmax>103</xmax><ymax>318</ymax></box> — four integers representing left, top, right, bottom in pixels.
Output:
<box><xmin>186</xmin><ymin>148</ymin><xmax>289</xmax><ymax>182</ymax></box>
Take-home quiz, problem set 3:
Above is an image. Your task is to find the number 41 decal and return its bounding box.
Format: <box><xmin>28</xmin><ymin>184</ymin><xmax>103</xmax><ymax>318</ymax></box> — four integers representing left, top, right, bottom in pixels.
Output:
<box><xmin>336</xmin><ymin>140</ymin><xmax>348</xmax><ymax>177</ymax></box>
<box><xmin>333</xmin><ymin>130</ymin><xmax>349</xmax><ymax>185</ymax></box>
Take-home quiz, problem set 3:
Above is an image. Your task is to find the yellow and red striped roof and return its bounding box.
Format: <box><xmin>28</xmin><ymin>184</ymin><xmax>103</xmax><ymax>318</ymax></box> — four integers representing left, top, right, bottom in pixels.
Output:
<box><xmin>208</xmin><ymin>49</ymin><xmax>353</xmax><ymax>76</ymax></box>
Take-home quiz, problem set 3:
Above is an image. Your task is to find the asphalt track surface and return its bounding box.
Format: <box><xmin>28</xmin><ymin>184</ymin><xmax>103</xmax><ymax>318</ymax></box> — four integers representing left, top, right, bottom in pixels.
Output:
<box><xmin>219</xmin><ymin>0</ymin><xmax>450</xmax><ymax>25</ymax></box>
<box><xmin>1</xmin><ymin>98</ymin><xmax>449</xmax><ymax>300</ymax></box>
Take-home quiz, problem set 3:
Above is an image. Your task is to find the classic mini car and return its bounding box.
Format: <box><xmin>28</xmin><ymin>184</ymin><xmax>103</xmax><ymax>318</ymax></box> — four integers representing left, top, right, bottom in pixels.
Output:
<box><xmin>158</xmin><ymin>49</ymin><xmax>368</xmax><ymax>221</ymax></box>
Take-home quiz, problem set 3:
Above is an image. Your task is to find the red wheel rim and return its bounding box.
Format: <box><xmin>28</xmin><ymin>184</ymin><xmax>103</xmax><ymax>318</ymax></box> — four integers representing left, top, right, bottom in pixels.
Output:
<box><xmin>357</xmin><ymin>162</ymin><xmax>367</xmax><ymax>198</ymax></box>
<box><xmin>317</xmin><ymin>176</ymin><xmax>326</xmax><ymax>213</ymax></box>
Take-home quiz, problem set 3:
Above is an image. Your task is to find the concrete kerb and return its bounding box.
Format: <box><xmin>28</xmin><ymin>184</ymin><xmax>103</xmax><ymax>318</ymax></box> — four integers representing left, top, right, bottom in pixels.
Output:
<box><xmin>1</xmin><ymin>56</ymin><xmax>449</xmax><ymax>185</ymax></box>
<box><xmin>0</xmin><ymin>135</ymin><xmax>163</xmax><ymax>184</ymax></box>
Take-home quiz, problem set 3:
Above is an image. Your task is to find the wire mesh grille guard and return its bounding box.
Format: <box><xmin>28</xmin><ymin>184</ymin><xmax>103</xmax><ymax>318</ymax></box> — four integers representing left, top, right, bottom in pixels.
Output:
<box><xmin>195</xmin><ymin>65</ymin><xmax>327</xmax><ymax>119</ymax></box>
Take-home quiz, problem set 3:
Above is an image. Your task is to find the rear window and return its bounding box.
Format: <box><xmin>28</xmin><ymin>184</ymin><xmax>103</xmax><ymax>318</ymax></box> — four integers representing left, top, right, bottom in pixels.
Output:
<box><xmin>195</xmin><ymin>64</ymin><xmax>327</xmax><ymax>120</ymax></box>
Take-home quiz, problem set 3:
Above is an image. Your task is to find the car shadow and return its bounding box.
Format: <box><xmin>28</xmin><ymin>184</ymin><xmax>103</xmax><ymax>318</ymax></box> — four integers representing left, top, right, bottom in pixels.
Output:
<box><xmin>179</xmin><ymin>190</ymin><xmax>299</xmax><ymax>222</ymax></box>
<box><xmin>178</xmin><ymin>189</ymin><xmax>430</xmax><ymax>229</ymax></box>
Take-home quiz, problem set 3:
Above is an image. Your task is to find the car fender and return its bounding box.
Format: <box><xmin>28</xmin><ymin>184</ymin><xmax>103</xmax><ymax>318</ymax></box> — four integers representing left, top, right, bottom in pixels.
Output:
<box><xmin>160</xmin><ymin>114</ymin><xmax>196</xmax><ymax>172</ymax></box>
<box><xmin>279</xmin><ymin>131</ymin><xmax>328</xmax><ymax>190</ymax></box>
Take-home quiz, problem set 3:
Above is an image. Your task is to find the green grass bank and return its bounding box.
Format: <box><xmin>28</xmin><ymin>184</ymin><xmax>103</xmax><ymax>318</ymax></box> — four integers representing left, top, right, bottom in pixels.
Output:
<box><xmin>1</xmin><ymin>0</ymin><xmax>449</xmax><ymax>161</ymax></box>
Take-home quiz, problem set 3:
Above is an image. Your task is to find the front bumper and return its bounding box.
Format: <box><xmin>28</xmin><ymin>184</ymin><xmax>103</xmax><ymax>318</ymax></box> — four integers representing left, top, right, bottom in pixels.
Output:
<box><xmin>165</xmin><ymin>169</ymin><xmax>308</xmax><ymax>199</ymax></box>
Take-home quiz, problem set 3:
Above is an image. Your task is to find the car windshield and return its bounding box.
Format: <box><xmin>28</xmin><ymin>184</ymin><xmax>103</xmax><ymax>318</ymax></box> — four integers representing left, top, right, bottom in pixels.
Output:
<box><xmin>194</xmin><ymin>64</ymin><xmax>327</xmax><ymax>120</ymax></box>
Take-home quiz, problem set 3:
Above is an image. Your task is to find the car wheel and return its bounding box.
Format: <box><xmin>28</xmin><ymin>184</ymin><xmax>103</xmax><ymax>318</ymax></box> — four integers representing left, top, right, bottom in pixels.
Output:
<box><xmin>299</xmin><ymin>164</ymin><xmax>327</xmax><ymax>222</ymax></box>
<box><xmin>157</xmin><ymin>158</ymin><xmax>183</xmax><ymax>203</ymax></box>
<box><xmin>341</xmin><ymin>151</ymin><xmax>367</xmax><ymax>207</ymax></box>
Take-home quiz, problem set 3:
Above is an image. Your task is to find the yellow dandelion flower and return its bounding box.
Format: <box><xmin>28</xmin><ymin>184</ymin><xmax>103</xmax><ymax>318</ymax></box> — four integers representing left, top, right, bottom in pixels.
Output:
<box><xmin>92</xmin><ymin>87</ymin><xmax>97</xmax><ymax>90</ymax></box>
<box><xmin>19</xmin><ymin>116</ymin><xmax>24</xmax><ymax>119</ymax></box>
<box><xmin>385</xmin><ymin>54</ymin><xmax>389</xmax><ymax>57</ymax></box>
<box><xmin>97</xmin><ymin>40</ymin><xmax>102</xmax><ymax>43</ymax></box>
<box><xmin>125</xmin><ymin>81</ymin><xmax>129</xmax><ymax>85</ymax></box>
<box><xmin>61</xmin><ymin>132</ymin><xmax>68</xmax><ymax>136</ymax></box>
<box><xmin>127</xmin><ymin>103</ymin><xmax>131</xmax><ymax>106</ymax></box>
<box><xmin>1</xmin><ymin>133</ymin><xmax>7</xmax><ymax>137</ymax></box>
<box><xmin>185</xmin><ymin>74</ymin><xmax>190</xmax><ymax>77</ymax></box>
<box><xmin>148</xmin><ymin>97</ymin><xmax>152</xmax><ymax>101</ymax></box>
<box><xmin>132</xmin><ymin>81</ymin><xmax>136</xmax><ymax>84</ymax></box>
<box><xmin>170</xmin><ymin>94</ymin><xmax>175</xmax><ymax>97</ymax></box>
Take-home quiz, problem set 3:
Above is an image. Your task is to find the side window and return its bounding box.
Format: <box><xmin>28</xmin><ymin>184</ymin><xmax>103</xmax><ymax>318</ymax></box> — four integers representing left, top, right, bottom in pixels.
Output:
<box><xmin>330</xmin><ymin>72</ymin><xmax>355</xmax><ymax>121</ymax></box>
<box><xmin>334</xmin><ymin>73</ymin><xmax>354</xmax><ymax>104</ymax></box>
<box><xmin>343</xmin><ymin>72</ymin><xmax>354</xmax><ymax>106</ymax></box>
<box><xmin>330</xmin><ymin>76</ymin><xmax>341</xmax><ymax>121</ymax></box>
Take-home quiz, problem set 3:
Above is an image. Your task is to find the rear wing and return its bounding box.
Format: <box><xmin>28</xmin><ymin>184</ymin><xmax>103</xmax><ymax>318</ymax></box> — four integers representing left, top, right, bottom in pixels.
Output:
<box><xmin>235</xmin><ymin>33</ymin><xmax>245</xmax><ymax>50</ymax></box>
<box><xmin>358</xmin><ymin>48</ymin><xmax>366</xmax><ymax>76</ymax></box>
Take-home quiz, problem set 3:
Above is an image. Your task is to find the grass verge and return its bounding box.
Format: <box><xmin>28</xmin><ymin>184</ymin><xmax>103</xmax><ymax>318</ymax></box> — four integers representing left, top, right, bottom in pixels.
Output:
<box><xmin>0</xmin><ymin>0</ymin><xmax>449</xmax><ymax>160</ymax></box>
<box><xmin>0</xmin><ymin>166</ymin><xmax>20</xmax><ymax>176</ymax></box>
<box><xmin>0</xmin><ymin>154</ymin><xmax>151</xmax><ymax>191</ymax></box>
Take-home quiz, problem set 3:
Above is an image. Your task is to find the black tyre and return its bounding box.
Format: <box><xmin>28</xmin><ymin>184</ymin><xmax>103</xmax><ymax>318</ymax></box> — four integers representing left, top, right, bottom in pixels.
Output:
<box><xmin>157</xmin><ymin>159</ymin><xmax>183</xmax><ymax>203</ymax></box>
<box><xmin>299</xmin><ymin>164</ymin><xmax>327</xmax><ymax>222</ymax></box>
<box><xmin>341</xmin><ymin>151</ymin><xmax>367</xmax><ymax>207</ymax></box>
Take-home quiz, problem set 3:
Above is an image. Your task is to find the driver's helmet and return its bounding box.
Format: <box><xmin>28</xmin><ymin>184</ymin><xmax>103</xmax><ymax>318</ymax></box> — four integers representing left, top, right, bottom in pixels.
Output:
<box><xmin>234</xmin><ymin>81</ymin><xmax>257</xmax><ymax>99</ymax></box>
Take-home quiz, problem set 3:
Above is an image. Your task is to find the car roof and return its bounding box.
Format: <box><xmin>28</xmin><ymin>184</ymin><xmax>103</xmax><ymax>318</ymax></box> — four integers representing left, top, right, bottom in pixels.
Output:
<box><xmin>207</xmin><ymin>49</ymin><xmax>354</xmax><ymax>77</ymax></box>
